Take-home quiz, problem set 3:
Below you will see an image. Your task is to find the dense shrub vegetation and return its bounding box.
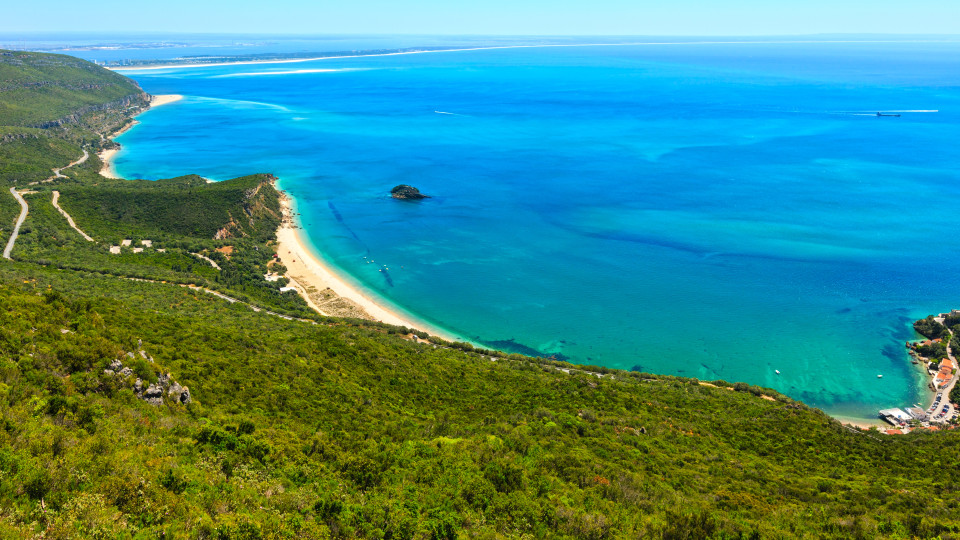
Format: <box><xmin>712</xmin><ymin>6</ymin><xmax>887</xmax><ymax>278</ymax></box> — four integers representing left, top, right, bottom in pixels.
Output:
<box><xmin>1</xmin><ymin>268</ymin><xmax>960</xmax><ymax>538</ymax></box>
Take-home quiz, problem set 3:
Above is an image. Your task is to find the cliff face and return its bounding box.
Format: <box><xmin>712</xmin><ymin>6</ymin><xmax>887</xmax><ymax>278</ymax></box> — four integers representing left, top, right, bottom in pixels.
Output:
<box><xmin>215</xmin><ymin>175</ymin><xmax>283</xmax><ymax>240</ymax></box>
<box><xmin>29</xmin><ymin>92</ymin><xmax>150</xmax><ymax>129</ymax></box>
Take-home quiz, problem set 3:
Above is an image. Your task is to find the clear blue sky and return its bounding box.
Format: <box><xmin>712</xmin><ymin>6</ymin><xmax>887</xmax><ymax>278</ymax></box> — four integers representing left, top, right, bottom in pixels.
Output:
<box><xmin>6</xmin><ymin>0</ymin><xmax>959</xmax><ymax>35</ymax></box>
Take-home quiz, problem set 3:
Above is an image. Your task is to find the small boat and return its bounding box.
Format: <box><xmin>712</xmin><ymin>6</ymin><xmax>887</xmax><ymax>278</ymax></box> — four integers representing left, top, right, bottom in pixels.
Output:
<box><xmin>878</xmin><ymin>374</ymin><xmax>883</xmax><ymax>378</ymax></box>
<box><xmin>876</xmin><ymin>112</ymin><xmax>901</xmax><ymax>117</ymax></box>
<box><xmin>775</xmin><ymin>370</ymin><xmax>781</xmax><ymax>375</ymax></box>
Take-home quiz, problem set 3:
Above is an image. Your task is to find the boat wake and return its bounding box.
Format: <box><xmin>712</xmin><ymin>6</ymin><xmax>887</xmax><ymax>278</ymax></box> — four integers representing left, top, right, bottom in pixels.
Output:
<box><xmin>833</xmin><ymin>110</ymin><xmax>938</xmax><ymax>116</ymax></box>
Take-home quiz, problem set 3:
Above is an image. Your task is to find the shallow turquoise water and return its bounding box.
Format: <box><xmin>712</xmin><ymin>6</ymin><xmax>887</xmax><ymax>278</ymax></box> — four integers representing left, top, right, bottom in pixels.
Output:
<box><xmin>111</xmin><ymin>41</ymin><xmax>960</xmax><ymax>418</ymax></box>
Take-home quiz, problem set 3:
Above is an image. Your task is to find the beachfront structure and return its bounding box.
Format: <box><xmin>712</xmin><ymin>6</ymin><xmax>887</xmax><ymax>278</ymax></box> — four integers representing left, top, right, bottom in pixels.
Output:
<box><xmin>906</xmin><ymin>407</ymin><xmax>929</xmax><ymax>421</ymax></box>
<box><xmin>878</xmin><ymin>408</ymin><xmax>912</xmax><ymax>425</ymax></box>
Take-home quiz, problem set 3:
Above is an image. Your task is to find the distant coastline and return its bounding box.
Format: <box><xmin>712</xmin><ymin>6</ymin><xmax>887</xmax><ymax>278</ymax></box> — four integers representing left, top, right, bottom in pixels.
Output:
<box><xmin>105</xmin><ymin>39</ymin><xmax>960</xmax><ymax>72</ymax></box>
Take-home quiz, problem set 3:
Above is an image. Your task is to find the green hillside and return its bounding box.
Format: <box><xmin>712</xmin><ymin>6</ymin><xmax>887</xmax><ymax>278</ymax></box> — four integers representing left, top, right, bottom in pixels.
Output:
<box><xmin>0</xmin><ymin>50</ymin><xmax>144</xmax><ymax>127</ymax></box>
<box><xmin>0</xmin><ymin>49</ymin><xmax>958</xmax><ymax>539</ymax></box>
<box><xmin>56</xmin><ymin>173</ymin><xmax>283</xmax><ymax>241</ymax></box>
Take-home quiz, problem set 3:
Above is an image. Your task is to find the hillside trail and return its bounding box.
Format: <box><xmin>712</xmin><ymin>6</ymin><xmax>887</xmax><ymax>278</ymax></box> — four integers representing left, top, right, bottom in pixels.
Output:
<box><xmin>51</xmin><ymin>190</ymin><xmax>95</xmax><ymax>242</ymax></box>
<box><xmin>7</xmin><ymin>149</ymin><xmax>92</xmax><ymax>257</ymax></box>
<box><xmin>3</xmin><ymin>187</ymin><xmax>30</xmax><ymax>259</ymax></box>
<box><xmin>44</xmin><ymin>149</ymin><xmax>89</xmax><ymax>183</ymax></box>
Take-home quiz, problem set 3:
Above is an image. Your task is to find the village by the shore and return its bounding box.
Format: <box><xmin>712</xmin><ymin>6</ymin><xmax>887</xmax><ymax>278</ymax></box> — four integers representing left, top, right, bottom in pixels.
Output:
<box><xmin>872</xmin><ymin>310</ymin><xmax>960</xmax><ymax>435</ymax></box>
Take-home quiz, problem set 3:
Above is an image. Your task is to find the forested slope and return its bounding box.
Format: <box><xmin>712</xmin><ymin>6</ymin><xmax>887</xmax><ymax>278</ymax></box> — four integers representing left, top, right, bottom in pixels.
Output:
<box><xmin>0</xmin><ymin>50</ymin><xmax>144</xmax><ymax>127</ymax></box>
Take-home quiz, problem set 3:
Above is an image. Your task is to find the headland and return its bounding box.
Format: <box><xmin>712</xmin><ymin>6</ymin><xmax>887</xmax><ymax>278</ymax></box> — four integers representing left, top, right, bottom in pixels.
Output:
<box><xmin>96</xmin><ymin>90</ymin><xmax>460</xmax><ymax>343</ymax></box>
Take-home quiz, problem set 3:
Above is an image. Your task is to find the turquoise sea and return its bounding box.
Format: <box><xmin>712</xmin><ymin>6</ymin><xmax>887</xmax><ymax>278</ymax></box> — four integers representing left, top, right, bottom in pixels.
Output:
<box><xmin>107</xmin><ymin>40</ymin><xmax>960</xmax><ymax>419</ymax></box>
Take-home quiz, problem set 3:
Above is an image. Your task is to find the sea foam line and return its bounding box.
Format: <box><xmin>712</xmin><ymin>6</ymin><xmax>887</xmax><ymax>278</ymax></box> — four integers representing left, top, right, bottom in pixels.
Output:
<box><xmin>189</xmin><ymin>96</ymin><xmax>294</xmax><ymax>112</ymax></box>
<box><xmin>214</xmin><ymin>68</ymin><xmax>366</xmax><ymax>77</ymax></box>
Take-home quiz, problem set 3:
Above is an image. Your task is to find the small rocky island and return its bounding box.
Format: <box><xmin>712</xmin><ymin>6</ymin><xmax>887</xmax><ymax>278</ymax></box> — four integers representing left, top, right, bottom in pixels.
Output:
<box><xmin>391</xmin><ymin>184</ymin><xmax>430</xmax><ymax>200</ymax></box>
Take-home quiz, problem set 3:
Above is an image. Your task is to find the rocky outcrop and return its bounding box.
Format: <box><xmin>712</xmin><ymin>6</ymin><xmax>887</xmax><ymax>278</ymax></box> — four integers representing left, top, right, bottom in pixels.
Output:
<box><xmin>102</xmin><ymin>342</ymin><xmax>192</xmax><ymax>406</ymax></box>
<box><xmin>167</xmin><ymin>382</ymin><xmax>192</xmax><ymax>404</ymax></box>
<box><xmin>391</xmin><ymin>185</ymin><xmax>430</xmax><ymax>200</ymax></box>
<box><xmin>142</xmin><ymin>383</ymin><xmax>165</xmax><ymax>406</ymax></box>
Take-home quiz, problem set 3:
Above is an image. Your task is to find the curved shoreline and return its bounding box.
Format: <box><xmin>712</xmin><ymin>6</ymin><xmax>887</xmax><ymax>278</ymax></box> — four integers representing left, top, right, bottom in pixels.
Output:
<box><xmin>274</xmin><ymin>188</ymin><xmax>463</xmax><ymax>343</ymax></box>
<box><xmin>100</xmin><ymin>90</ymin><xmax>907</xmax><ymax>426</ymax></box>
<box><xmin>98</xmin><ymin>94</ymin><xmax>183</xmax><ymax>178</ymax></box>
<box><xmin>97</xmin><ymin>91</ymin><xmax>462</xmax><ymax>342</ymax></box>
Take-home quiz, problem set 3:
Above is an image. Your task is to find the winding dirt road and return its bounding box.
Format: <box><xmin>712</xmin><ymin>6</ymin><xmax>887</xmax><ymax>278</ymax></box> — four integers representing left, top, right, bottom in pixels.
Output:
<box><xmin>45</xmin><ymin>149</ymin><xmax>89</xmax><ymax>183</ymax></box>
<box><xmin>3</xmin><ymin>187</ymin><xmax>29</xmax><ymax>260</ymax></box>
<box><xmin>51</xmin><ymin>190</ymin><xmax>94</xmax><ymax>242</ymax></box>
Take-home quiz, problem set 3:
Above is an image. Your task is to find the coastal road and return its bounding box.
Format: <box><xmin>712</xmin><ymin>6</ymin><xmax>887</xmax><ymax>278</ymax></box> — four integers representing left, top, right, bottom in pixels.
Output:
<box><xmin>3</xmin><ymin>187</ymin><xmax>29</xmax><ymax>260</ymax></box>
<box><xmin>928</xmin><ymin>329</ymin><xmax>958</xmax><ymax>423</ymax></box>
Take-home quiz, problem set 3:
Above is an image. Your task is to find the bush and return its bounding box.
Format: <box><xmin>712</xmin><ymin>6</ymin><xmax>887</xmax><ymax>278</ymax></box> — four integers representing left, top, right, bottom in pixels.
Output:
<box><xmin>159</xmin><ymin>468</ymin><xmax>188</xmax><ymax>494</ymax></box>
<box><xmin>483</xmin><ymin>461</ymin><xmax>524</xmax><ymax>493</ymax></box>
<box><xmin>130</xmin><ymin>357</ymin><xmax>157</xmax><ymax>384</ymax></box>
<box><xmin>24</xmin><ymin>468</ymin><xmax>51</xmax><ymax>500</ymax></box>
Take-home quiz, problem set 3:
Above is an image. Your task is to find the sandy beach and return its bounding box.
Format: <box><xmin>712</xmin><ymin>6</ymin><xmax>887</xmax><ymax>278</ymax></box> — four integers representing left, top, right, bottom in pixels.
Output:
<box><xmin>98</xmin><ymin>94</ymin><xmax>183</xmax><ymax>178</ymax></box>
<box><xmin>275</xmin><ymin>192</ymin><xmax>457</xmax><ymax>341</ymax></box>
<box><xmin>98</xmin><ymin>147</ymin><xmax>121</xmax><ymax>178</ymax></box>
<box><xmin>150</xmin><ymin>94</ymin><xmax>184</xmax><ymax>107</ymax></box>
<box><xmin>836</xmin><ymin>417</ymin><xmax>886</xmax><ymax>431</ymax></box>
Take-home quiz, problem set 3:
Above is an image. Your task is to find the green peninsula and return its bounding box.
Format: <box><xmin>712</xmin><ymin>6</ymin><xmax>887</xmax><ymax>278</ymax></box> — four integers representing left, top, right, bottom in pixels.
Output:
<box><xmin>1</xmin><ymin>49</ymin><xmax>959</xmax><ymax>539</ymax></box>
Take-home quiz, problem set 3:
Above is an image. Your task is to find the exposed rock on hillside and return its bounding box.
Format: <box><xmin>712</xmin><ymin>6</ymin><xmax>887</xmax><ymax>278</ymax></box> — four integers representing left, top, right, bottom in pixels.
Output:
<box><xmin>102</xmin><ymin>343</ymin><xmax>192</xmax><ymax>406</ymax></box>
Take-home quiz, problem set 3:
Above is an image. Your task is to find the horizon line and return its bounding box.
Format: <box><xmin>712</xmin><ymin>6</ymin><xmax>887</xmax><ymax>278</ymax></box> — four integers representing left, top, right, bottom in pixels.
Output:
<box><xmin>5</xmin><ymin>31</ymin><xmax>960</xmax><ymax>38</ymax></box>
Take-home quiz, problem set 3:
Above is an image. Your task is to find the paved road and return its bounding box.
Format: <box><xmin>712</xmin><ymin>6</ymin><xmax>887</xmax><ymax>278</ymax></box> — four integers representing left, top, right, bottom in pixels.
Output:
<box><xmin>928</xmin><ymin>329</ymin><xmax>958</xmax><ymax>423</ymax></box>
<box><xmin>2</xmin><ymin>187</ymin><xmax>29</xmax><ymax>260</ymax></box>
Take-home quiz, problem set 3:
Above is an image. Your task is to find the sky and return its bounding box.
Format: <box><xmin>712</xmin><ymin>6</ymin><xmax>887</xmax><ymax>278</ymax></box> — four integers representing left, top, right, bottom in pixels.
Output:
<box><xmin>4</xmin><ymin>0</ymin><xmax>960</xmax><ymax>36</ymax></box>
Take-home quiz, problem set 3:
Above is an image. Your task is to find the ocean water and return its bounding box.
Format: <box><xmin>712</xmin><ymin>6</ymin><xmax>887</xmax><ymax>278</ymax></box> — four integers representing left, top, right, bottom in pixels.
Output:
<box><xmin>109</xmin><ymin>41</ymin><xmax>960</xmax><ymax>419</ymax></box>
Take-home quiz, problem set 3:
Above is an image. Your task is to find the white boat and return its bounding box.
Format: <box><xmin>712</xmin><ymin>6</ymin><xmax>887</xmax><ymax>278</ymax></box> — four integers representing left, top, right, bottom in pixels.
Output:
<box><xmin>775</xmin><ymin>370</ymin><xmax>780</xmax><ymax>375</ymax></box>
